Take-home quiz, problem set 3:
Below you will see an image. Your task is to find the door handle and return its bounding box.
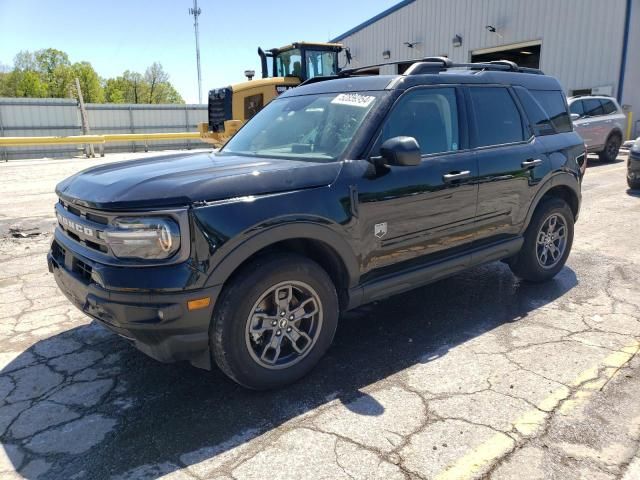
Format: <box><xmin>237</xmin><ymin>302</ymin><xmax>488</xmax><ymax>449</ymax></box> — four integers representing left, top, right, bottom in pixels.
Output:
<box><xmin>521</xmin><ymin>159</ymin><xmax>543</xmax><ymax>169</ymax></box>
<box><xmin>443</xmin><ymin>170</ymin><xmax>471</xmax><ymax>182</ymax></box>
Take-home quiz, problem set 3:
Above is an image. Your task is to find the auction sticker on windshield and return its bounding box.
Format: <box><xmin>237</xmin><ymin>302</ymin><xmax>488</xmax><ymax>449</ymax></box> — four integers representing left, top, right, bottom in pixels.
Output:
<box><xmin>331</xmin><ymin>93</ymin><xmax>375</xmax><ymax>108</ymax></box>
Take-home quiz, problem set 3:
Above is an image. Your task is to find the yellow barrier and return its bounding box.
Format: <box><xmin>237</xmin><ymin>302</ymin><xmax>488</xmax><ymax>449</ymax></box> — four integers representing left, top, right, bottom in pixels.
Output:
<box><xmin>0</xmin><ymin>132</ymin><xmax>202</xmax><ymax>147</ymax></box>
<box><xmin>0</xmin><ymin>135</ymin><xmax>106</xmax><ymax>146</ymax></box>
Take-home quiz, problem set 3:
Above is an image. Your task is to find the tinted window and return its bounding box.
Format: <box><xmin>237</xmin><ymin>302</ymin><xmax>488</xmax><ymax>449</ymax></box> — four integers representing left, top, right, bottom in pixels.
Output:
<box><xmin>514</xmin><ymin>86</ymin><xmax>554</xmax><ymax>136</ymax></box>
<box><xmin>601</xmin><ymin>99</ymin><xmax>617</xmax><ymax>114</ymax></box>
<box><xmin>584</xmin><ymin>98</ymin><xmax>604</xmax><ymax>117</ymax></box>
<box><xmin>569</xmin><ymin>100</ymin><xmax>584</xmax><ymax>116</ymax></box>
<box><xmin>531</xmin><ymin>90</ymin><xmax>572</xmax><ymax>133</ymax></box>
<box><xmin>378</xmin><ymin>88</ymin><xmax>459</xmax><ymax>155</ymax></box>
<box><xmin>470</xmin><ymin>87</ymin><xmax>524</xmax><ymax>147</ymax></box>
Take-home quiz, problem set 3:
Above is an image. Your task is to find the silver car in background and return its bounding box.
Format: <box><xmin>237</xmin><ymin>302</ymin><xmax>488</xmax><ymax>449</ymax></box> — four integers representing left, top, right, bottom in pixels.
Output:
<box><xmin>568</xmin><ymin>95</ymin><xmax>626</xmax><ymax>162</ymax></box>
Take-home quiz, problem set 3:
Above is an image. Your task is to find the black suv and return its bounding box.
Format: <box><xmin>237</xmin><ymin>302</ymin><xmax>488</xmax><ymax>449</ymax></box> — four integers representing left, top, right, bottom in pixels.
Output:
<box><xmin>49</xmin><ymin>58</ymin><xmax>586</xmax><ymax>389</ymax></box>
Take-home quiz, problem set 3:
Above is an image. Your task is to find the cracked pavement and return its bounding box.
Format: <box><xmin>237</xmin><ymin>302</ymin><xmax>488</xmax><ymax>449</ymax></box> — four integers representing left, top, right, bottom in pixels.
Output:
<box><xmin>0</xmin><ymin>151</ymin><xmax>639</xmax><ymax>479</ymax></box>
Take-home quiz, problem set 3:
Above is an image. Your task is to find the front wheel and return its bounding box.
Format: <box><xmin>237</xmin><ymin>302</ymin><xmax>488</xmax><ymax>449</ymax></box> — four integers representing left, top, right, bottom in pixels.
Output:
<box><xmin>509</xmin><ymin>198</ymin><xmax>574</xmax><ymax>282</ymax></box>
<box><xmin>211</xmin><ymin>253</ymin><xmax>339</xmax><ymax>390</ymax></box>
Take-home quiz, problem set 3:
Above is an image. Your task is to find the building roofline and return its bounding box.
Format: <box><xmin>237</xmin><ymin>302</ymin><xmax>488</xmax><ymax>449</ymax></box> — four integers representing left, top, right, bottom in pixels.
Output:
<box><xmin>330</xmin><ymin>0</ymin><xmax>417</xmax><ymax>42</ymax></box>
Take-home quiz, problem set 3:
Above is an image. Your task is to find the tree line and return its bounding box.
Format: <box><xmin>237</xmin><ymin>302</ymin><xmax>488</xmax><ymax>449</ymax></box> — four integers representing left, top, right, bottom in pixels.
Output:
<box><xmin>0</xmin><ymin>48</ymin><xmax>185</xmax><ymax>104</ymax></box>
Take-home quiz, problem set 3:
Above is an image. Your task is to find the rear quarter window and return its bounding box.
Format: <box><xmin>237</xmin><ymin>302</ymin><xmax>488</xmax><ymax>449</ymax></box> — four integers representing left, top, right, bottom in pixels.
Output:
<box><xmin>531</xmin><ymin>90</ymin><xmax>573</xmax><ymax>133</ymax></box>
<box><xmin>514</xmin><ymin>86</ymin><xmax>555</xmax><ymax>136</ymax></box>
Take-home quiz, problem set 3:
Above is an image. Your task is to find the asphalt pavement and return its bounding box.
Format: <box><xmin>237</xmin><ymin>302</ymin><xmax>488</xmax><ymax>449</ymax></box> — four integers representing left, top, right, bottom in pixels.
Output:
<box><xmin>0</xmin><ymin>151</ymin><xmax>639</xmax><ymax>479</ymax></box>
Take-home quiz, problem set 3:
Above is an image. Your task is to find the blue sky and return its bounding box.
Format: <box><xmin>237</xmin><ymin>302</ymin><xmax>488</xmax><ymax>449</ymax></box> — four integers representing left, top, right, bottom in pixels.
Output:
<box><xmin>0</xmin><ymin>0</ymin><xmax>399</xmax><ymax>103</ymax></box>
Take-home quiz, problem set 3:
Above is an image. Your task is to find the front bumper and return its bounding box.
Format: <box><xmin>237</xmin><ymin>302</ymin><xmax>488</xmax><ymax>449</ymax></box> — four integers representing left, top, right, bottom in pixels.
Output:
<box><xmin>48</xmin><ymin>238</ymin><xmax>221</xmax><ymax>370</ymax></box>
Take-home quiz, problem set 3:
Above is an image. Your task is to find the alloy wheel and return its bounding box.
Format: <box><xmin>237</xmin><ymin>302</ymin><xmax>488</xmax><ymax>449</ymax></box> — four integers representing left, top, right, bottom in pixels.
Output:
<box><xmin>245</xmin><ymin>281</ymin><xmax>323</xmax><ymax>370</ymax></box>
<box><xmin>536</xmin><ymin>213</ymin><xmax>568</xmax><ymax>269</ymax></box>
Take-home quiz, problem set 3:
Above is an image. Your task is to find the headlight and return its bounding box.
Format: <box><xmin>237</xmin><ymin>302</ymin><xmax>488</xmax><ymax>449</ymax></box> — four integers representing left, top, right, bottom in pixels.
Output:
<box><xmin>631</xmin><ymin>141</ymin><xmax>640</xmax><ymax>154</ymax></box>
<box><xmin>104</xmin><ymin>217</ymin><xmax>180</xmax><ymax>260</ymax></box>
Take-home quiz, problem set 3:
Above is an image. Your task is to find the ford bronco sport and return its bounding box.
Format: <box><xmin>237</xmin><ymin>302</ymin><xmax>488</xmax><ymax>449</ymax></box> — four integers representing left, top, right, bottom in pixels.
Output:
<box><xmin>49</xmin><ymin>58</ymin><xmax>586</xmax><ymax>389</ymax></box>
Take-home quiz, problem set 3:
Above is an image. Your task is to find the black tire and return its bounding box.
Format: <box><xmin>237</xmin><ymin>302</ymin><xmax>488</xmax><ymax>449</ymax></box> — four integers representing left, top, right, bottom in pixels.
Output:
<box><xmin>598</xmin><ymin>134</ymin><xmax>621</xmax><ymax>162</ymax></box>
<box><xmin>509</xmin><ymin>198</ymin><xmax>574</xmax><ymax>283</ymax></box>
<box><xmin>628</xmin><ymin>178</ymin><xmax>640</xmax><ymax>190</ymax></box>
<box><xmin>211</xmin><ymin>253</ymin><xmax>339</xmax><ymax>390</ymax></box>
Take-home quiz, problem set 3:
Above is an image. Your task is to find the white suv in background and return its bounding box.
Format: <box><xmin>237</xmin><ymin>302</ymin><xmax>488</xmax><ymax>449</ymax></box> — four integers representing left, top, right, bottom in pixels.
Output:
<box><xmin>568</xmin><ymin>95</ymin><xmax>626</xmax><ymax>162</ymax></box>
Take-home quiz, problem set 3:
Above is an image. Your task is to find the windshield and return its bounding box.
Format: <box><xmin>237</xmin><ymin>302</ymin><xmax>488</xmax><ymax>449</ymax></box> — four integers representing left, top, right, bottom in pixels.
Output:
<box><xmin>221</xmin><ymin>92</ymin><xmax>383</xmax><ymax>162</ymax></box>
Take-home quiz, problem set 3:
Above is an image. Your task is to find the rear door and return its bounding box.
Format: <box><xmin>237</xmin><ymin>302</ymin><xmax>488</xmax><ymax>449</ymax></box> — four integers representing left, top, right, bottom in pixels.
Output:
<box><xmin>468</xmin><ymin>86</ymin><xmax>542</xmax><ymax>243</ymax></box>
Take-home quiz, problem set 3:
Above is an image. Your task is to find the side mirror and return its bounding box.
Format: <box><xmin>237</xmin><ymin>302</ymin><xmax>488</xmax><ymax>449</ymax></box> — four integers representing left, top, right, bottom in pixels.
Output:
<box><xmin>570</xmin><ymin>113</ymin><xmax>580</xmax><ymax>121</ymax></box>
<box><xmin>375</xmin><ymin>136</ymin><xmax>421</xmax><ymax>167</ymax></box>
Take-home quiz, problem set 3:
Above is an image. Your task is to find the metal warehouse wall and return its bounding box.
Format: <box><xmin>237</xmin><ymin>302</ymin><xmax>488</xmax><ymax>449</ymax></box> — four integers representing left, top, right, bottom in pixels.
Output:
<box><xmin>335</xmin><ymin>0</ymin><xmax>631</xmax><ymax>101</ymax></box>
<box><xmin>621</xmin><ymin>0</ymin><xmax>640</xmax><ymax>138</ymax></box>
<box><xmin>0</xmin><ymin>98</ymin><xmax>208</xmax><ymax>160</ymax></box>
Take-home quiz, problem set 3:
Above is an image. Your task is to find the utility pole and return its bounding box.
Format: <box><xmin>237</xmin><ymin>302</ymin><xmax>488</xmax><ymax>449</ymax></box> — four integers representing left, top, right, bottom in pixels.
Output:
<box><xmin>189</xmin><ymin>0</ymin><xmax>202</xmax><ymax>104</ymax></box>
<box><xmin>75</xmin><ymin>78</ymin><xmax>95</xmax><ymax>158</ymax></box>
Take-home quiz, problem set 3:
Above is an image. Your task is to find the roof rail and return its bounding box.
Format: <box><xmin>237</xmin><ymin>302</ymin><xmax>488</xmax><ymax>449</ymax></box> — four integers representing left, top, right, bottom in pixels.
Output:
<box><xmin>338</xmin><ymin>60</ymin><xmax>412</xmax><ymax>76</ymax></box>
<box><xmin>569</xmin><ymin>93</ymin><xmax>614</xmax><ymax>99</ymax></box>
<box><xmin>488</xmin><ymin>60</ymin><xmax>518</xmax><ymax>71</ymax></box>
<box><xmin>338</xmin><ymin>57</ymin><xmax>543</xmax><ymax>77</ymax></box>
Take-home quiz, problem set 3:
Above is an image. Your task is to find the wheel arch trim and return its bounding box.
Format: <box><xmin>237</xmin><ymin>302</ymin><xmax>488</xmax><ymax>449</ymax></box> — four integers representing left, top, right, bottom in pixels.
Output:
<box><xmin>205</xmin><ymin>222</ymin><xmax>360</xmax><ymax>290</ymax></box>
<box><xmin>521</xmin><ymin>173</ymin><xmax>581</xmax><ymax>233</ymax></box>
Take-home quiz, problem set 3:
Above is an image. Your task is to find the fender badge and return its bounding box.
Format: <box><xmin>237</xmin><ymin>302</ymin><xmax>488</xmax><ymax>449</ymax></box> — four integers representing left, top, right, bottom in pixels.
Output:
<box><xmin>374</xmin><ymin>222</ymin><xmax>387</xmax><ymax>239</ymax></box>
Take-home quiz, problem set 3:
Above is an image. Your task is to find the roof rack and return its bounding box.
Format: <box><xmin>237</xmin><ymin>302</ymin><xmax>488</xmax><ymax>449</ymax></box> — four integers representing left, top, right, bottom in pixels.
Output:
<box><xmin>338</xmin><ymin>57</ymin><xmax>543</xmax><ymax>77</ymax></box>
<box><xmin>570</xmin><ymin>93</ymin><xmax>614</xmax><ymax>99</ymax></box>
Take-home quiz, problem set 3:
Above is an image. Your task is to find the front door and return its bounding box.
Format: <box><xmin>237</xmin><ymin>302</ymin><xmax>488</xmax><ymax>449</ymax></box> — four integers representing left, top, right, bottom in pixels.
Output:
<box><xmin>355</xmin><ymin>87</ymin><xmax>479</xmax><ymax>278</ymax></box>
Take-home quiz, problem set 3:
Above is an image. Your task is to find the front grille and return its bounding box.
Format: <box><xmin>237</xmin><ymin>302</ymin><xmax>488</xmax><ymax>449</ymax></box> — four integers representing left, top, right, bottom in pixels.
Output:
<box><xmin>208</xmin><ymin>87</ymin><xmax>232</xmax><ymax>133</ymax></box>
<box><xmin>57</xmin><ymin>200</ymin><xmax>109</xmax><ymax>255</ymax></box>
<box><xmin>86</xmin><ymin>212</ymin><xmax>108</xmax><ymax>225</ymax></box>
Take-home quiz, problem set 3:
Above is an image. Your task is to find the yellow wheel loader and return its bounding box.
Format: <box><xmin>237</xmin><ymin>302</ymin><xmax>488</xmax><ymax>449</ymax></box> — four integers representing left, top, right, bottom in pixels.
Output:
<box><xmin>198</xmin><ymin>42</ymin><xmax>346</xmax><ymax>146</ymax></box>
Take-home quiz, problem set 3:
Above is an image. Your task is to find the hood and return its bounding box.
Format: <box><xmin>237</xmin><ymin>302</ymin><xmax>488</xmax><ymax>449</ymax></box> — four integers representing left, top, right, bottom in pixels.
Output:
<box><xmin>55</xmin><ymin>151</ymin><xmax>342</xmax><ymax>210</ymax></box>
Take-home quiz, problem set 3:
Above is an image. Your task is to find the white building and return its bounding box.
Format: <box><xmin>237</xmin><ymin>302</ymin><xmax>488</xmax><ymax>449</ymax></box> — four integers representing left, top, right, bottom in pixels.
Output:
<box><xmin>332</xmin><ymin>0</ymin><xmax>639</xmax><ymax>138</ymax></box>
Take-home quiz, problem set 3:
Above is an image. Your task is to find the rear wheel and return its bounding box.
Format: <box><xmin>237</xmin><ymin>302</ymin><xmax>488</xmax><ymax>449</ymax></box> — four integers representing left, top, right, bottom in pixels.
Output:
<box><xmin>509</xmin><ymin>198</ymin><xmax>574</xmax><ymax>282</ymax></box>
<box><xmin>599</xmin><ymin>134</ymin><xmax>621</xmax><ymax>162</ymax></box>
<box><xmin>628</xmin><ymin>178</ymin><xmax>640</xmax><ymax>190</ymax></box>
<box><xmin>211</xmin><ymin>253</ymin><xmax>338</xmax><ymax>390</ymax></box>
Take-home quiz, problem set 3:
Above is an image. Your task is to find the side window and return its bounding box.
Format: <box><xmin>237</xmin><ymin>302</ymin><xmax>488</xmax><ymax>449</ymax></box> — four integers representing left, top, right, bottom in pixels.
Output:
<box><xmin>569</xmin><ymin>100</ymin><xmax>584</xmax><ymax>116</ymax></box>
<box><xmin>601</xmin><ymin>99</ymin><xmax>617</xmax><ymax>115</ymax></box>
<box><xmin>514</xmin><ymin>86</ymin><xmax>554</xmax><ymax>136</ymax></box>
<box><xmin>470</xmin><ymin>87</ymin><xmax>525</xmax><ymax>147</ymax></box>
<box><xmin>531</xmin><ymin>90</ymin><xmax>573</xmax><ymax>133</ymax></box>
<box><xmin>583</xmin><ymin>98</ymin><xmax>604</xmax><ymax>117</ymax></box>
<box><xmin>378</xmin><ymin>88</ymin><xmax>459</xmax><ymax>155</ymax></box>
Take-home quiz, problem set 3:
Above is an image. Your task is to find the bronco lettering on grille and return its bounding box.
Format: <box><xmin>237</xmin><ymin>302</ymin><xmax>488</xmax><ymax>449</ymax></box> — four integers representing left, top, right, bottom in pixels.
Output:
<box><xmin>57</xmin><ymin>213</ymin><xmax>94</xmax><ymax>237</ymax></box>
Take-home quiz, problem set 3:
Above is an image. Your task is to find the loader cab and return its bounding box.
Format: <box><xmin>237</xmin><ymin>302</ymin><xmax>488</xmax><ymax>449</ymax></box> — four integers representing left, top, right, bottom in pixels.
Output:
<box><xmin>258</xmin><ymin>42</ymin><xmax>343</xmax><ymax>82</ymax></box>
